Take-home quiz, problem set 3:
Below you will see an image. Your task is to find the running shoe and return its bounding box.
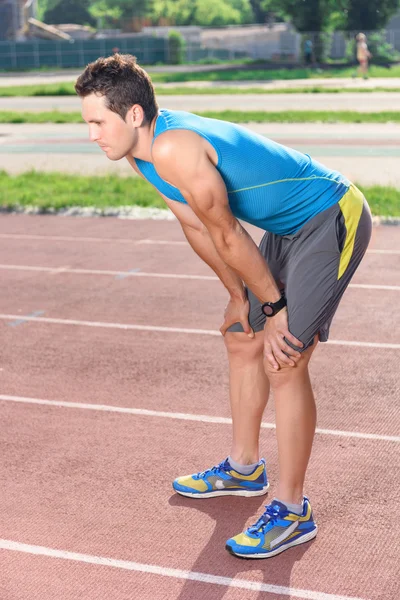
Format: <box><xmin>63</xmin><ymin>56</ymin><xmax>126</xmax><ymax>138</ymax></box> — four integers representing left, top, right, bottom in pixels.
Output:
<box><xmin>226</xmin><ymin>496</ymin><xmax>317</xmax><ymax>558</ymax></box>
<box><xmin>172</xmin><ymin>458</ymin><xmax>269</xmax><ymax>499</ymax></box>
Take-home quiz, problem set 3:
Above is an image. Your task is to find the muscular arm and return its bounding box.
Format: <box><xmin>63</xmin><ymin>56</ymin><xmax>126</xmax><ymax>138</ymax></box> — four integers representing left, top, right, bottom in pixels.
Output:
<box><xmin>164</xmin><ymin>196</ymin><xmax>246</xmax><ymax>300</ymax></box>
<box><xmin>152</xmin><ymin>130</ymin><xmax>281</xmax><ymax>304</ymax></box>
<box><xmin>127</xmin><ymin>153</ymin><xmax>245</xmax><ymax>300</ymax></box>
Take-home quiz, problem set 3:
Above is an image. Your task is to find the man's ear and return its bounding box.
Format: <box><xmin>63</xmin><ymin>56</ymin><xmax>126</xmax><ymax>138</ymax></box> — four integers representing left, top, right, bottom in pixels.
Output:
<box><xmin>127</xmin><ymin>104</ymin><xmax>145</xmax><ymax>128</ymax></box>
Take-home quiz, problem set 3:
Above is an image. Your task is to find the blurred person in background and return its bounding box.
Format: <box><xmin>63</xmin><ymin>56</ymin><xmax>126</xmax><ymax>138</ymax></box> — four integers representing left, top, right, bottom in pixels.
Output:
<box><xmin>355</xmin><ymin>33</ymin><xmax>372</xmax><ymax>79</ymax></box>
<box><xmin>304</xmin><ymin>38</ymin><xmax>313</xmax><ymax>66</ymax></box>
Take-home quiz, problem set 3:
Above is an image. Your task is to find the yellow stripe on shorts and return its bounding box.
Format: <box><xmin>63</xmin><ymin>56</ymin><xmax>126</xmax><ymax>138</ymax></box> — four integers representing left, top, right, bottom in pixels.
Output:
<box><xmin>338</xmin><ymin>185</ymin><xmax>364</xmax><ymax>280</ymax></box>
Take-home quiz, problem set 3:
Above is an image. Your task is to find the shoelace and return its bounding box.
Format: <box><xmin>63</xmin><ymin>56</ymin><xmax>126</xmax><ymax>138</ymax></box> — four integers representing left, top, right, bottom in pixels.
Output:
<box><xmin>196</xmin><ymin>459</ymin><xmax>230</xmax><ymax>480</ymax></box>
<box><xmin>248</xmin><ymin>504</ymin><xmax>286</xmax><ymax>534</ymax></box>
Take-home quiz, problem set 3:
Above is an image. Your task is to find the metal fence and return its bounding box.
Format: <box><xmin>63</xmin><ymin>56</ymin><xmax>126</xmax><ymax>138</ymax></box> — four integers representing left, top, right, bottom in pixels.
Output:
<box><xmin>0</xmin><ymin>27</ymin><xmax>399</xmax><ymax>70</ymax></box>
<box><xmin>0</xmin><ymin>37</ymin><xmax>250</xmax><ymax>70</ymax></box>
<box><xmin>0</xmin><ymin>36</ymin><xmax>167</xmax><ymax>70</ymax></box>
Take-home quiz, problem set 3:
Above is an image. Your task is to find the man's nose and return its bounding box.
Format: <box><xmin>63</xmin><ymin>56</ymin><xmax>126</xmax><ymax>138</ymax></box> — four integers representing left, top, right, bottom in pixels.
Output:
<box><xmin>89</xmin><ymin>128</ymin><xmax>100</xmax><ymax>142</ymax></box>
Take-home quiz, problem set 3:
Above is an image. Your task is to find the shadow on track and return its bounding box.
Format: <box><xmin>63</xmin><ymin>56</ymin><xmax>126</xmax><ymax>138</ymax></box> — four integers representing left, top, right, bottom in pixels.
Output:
<box><xmin>168</xmin><ymin>492</ymin><xmax>315</xmax><ymax>600</ymax></box>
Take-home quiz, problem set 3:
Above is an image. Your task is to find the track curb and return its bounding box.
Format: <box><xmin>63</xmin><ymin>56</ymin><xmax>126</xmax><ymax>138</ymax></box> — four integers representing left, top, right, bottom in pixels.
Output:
<box><xmin>1</xmin><ymin>205</ymin><xmax>399</xmax><ymax>225</ymax></box>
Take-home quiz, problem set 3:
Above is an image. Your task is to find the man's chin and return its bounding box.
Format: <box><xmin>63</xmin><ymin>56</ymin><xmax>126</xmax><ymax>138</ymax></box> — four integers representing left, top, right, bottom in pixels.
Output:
<box><xmin>105</xmin><ymin>150</ymin><xmax>127</xmax><ymax>161</ymax></box>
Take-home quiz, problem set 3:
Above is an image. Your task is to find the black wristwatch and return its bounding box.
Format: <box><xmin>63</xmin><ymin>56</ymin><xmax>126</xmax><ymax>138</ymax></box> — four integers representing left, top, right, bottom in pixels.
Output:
<box><xmin>261</xmin><ymin>293</ymin><xmax>287</xmax><ymax>317</ymax></box>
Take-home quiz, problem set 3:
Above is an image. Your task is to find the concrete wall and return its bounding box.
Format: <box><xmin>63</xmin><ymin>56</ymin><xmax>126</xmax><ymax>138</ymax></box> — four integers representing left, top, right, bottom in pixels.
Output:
<box><xmin>0</xmin><ymin>0</ymin><xmax>39</xmax><ymax>40</ymax></box>
<box><xmin>0</xmin><ymin>0</ymin><xmax>20</xmax><ymax>40</ymax></box>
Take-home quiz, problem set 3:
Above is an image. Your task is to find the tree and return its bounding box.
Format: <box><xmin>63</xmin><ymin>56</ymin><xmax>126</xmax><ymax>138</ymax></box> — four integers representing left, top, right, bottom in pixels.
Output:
<box><xmin>194</xmin><ymin>0</ymin><xmax>252</xmax><ymax>26</ymax></box>
<box><xmin>43</xmin><ymin>0</ymin><xmax>155</xmax><ymax>25</ymax></box>
<box><xmin>260</xmin><ymin>0</ymin><xmax>340</xmax><ymax>33</ymax></box>
<box><xmin>265</xmin><ymin>0</ymin><xmax>400</xmax><ymax>33</ymax></box>
<box><xmin>43</xmin><ymin>0</ymin><xmax>96</xmax><ymax>25</ymax></box>
<box><xmin>167</xmin><ymin>30</ymin><xmax>185</xmax><ymax>63</ymax></box>
<box><xmin>255</xmin><ymin>0</ymin><xmax>341</xmax><ymax>61</ymax></box>
<box><xmin>87</xmin><ymin>0</ymin><xmax>153</xmax><ymax>22</ymax></box>
<box><xmin>248</xmin><ymin>0</ymin><xmax>269</xmax><ymax>23</ymax></box>
<box><xmin>345</xmin><ymin>0</ymin><xmax>400</xmax><ymax>32</ymax></box>
<box><xmin>151</xmin><ymin>0</ymin><xmax>196</xmax><ymax>25</ymax></box>
<box><xmin>151</xmin><ymin>0</ymin><xmax>252</xmax><ymax>26</ymax></box>
<box><xmin>89</xmin><ymin>0</ymin><xmax>123</xmax><ymax>27</ymax></box>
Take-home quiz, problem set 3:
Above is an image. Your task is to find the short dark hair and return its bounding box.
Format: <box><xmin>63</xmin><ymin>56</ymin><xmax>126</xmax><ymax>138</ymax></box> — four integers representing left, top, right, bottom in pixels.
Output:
<box><xmin>75</xmin><ymin>54</ymin><xmax>158</xmax><ymax>123</ymax></box>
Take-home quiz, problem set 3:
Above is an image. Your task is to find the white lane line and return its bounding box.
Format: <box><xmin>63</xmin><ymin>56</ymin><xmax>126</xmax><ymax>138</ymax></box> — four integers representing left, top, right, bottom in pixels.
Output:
<box><xmin>139</xmin><ymin>241</ymin><xmax>400</xmax><ymax>254</ymax></box>
<box><xmin>0</xmin><ymin>234</ymin><xmax>148</xmax><ymax>245</ymax></box>
<box><xmin>0</xmin><ymin>264</ymin><xmax>218</xmax><ymax>281</ymax></box>
<box><xmin>0</xmin><ymin>233</ymin><xmax>398</xmax><ymax>254</ymax></box>
<box><xmin>1</xmin><ymin>395</ymin><xmax>399</xmax><ymax>443</ymax></box>
<box><xmin>1</xmin><ymin>314</ymin><xmax>399</xmax><ymax>348</ymax></box>
<box><xmin>368</xmin><ymin>249</ymin><xmax>400</xmax><ymax>255</ymax></box>
<box><xmin>49</xmin><ymin>265</ymin><xmax>71</xmax><ymax>276</ymax></box>
<box><xmin>326</xmin><ymin>340</ymin><xmax>400</xmax><ymax>349</ymax></box>
<box><xmin>0</xmin><ymin>539</ymin><xmax>368</xmax><ymax>600</ymax></box>
<box><xmin>349</xmin><ymin>284</ymin><xmax>400</xmax><ymax>291</ymax></box>
<box><xmin>136</xmin><ymin>239</ymin><xmax>186</xmax><ymax>245</ymax></box>
<box><xmin>7</xmin><ymin>310</ymin><xmax>45</xmax><ymax>327</ymax></box>
<box><xmin>0</xmin><ymin>314</ymin><xmax>218</xmax><ymax>336</ymax></box>
<box><xmin>0</xmin><ymin>265</ymin><xmax>399</xmax><ymax>290</ymax></box>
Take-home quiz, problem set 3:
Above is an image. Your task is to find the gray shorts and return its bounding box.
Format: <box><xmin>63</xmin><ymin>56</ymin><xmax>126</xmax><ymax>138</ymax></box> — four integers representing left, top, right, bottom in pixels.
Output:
<box><xmin>227</xmin><ymin>184</ymin><xmax>372</xmax><ymax>351</ymax></box>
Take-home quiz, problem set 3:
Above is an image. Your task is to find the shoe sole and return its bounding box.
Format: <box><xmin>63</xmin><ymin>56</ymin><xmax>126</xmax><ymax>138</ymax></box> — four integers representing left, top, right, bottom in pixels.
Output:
<box><xmin>174</xmin><ymin>483</ymin><xmax>269</xmax><ymax>499</ymax></box>
<box><xmin>226</xmin><ymin>526</ymin><xmax>318</xmax><ymax>559</ymax></box>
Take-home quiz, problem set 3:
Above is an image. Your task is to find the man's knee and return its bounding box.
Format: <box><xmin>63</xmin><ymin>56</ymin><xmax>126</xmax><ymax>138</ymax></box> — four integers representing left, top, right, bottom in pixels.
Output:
<box><xmin>264</xmin><ymin>335</ymin><xmax>318</xmax><ymax>390</ymax></box>
<box><xmin>224</xmin><ymin>330</ymin><xmax>264</xmax><ymax>361</ymax></box>
<box><xmin>264</xmin><ymin>362</ymin><xmax>300</xmax><ymax>390</ymax></box>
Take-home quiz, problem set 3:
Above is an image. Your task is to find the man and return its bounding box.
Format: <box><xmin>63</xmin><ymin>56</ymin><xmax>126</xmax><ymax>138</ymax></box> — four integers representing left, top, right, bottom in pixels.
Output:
<box><xmin>76</xmin><ymin>54</ymin><xmax>372</xmax><ymax>559</ymax></box>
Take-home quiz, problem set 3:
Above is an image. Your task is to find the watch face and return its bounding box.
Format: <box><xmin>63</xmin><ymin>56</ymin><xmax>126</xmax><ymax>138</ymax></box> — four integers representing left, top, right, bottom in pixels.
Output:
<box><xmin>263</xmin><ymin>303</ymin><xmax>274</xmax><ymax>316</ymax></box>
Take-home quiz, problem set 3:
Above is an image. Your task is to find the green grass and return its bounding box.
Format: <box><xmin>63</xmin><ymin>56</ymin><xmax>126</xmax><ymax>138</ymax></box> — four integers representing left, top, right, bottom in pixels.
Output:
<box><xmin>156</xmin><ymin>86</ymin><xmax>400</xmax><ymax>95</ymax></box>
<box><xmin>2</xmin><ymin>82</ymin><xmax>400</xmax><ymax>97</ymax></box>
<box><xmin>0</xmin><ymin>83</ymin><xmax>76</xmax><ymax>97</ymax></box>
<box><xmin>0</xmin><ymin>111</ymin><xmax>84</xmax><ymax>123</ymax></box>
<box><xmin>0</xmin><ymin>63</ymin><xmax>400</xmax><ymax>97</ymax></box>
<box><xmin>0</xmin><ymin>57</ymin><xmax>259</xmax><ymax>74</ymax></box>
<box><xmin>198</xmin><ymin>110</ymin><xmax>400</xmax><ymax>123</ymax></box>
<box><xmin>149</xmin><ymin>64</ymin><xmax>400</xmax><ymax>82</ymax></box>
<box><xmin>1</xmin><ymin>82</ymin><xmax>400</xmax><ymax>98</ymax></box>
<box><xmin>2</xmin><ymin>109</ymin><xmax>400</xmax><ymax>124</ymax></box>
<box><xmin>0</xmin><ymin>170</ymin><xmax>398</xmax><ymax>216</ymax></box>
<box><xmin>357</xmin><ymin>184</ymin><xmax>400</xmax><ymax>217</ymax></box>
<box><xmin>0</xmin><ymin>170</ymin><xmax>165</xmax><ymax>210</ymax></box>
<box><xmin>1</xmin><ymin>109</ymin><xmax>399</xmax><ymax>124</ymax></box>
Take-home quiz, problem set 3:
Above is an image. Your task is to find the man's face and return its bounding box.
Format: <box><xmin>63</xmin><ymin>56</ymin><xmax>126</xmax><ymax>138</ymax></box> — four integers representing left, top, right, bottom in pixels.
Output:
<box><xmin>81</xmin><ymin>93</ymin><xmax>137</xmax><ymax>161</ymax></box>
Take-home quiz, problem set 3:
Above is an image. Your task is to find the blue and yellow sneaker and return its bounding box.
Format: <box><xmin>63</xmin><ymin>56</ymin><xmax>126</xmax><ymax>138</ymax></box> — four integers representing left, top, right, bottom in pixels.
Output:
<box><xmin>172</xmin><ymin>458</ymin><xmax>269</xmax><ymax>499</ymax></box>
<box><xmin>226</xmin><ymin>496</ymin><xmax>317</xmax><ymax>558</ymax></box>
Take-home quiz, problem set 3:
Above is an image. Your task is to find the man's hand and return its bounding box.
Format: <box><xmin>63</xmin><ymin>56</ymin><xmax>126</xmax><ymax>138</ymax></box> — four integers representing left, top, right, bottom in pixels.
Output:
<box><xmin>220</xmin><ymin>294</ymin><xmax>254</xmax><ymax>338</ymax></box>
<box><xmin>264</xmin><ymin>308</ymin><xmax>303</xmax><ymax>370</ymax></box>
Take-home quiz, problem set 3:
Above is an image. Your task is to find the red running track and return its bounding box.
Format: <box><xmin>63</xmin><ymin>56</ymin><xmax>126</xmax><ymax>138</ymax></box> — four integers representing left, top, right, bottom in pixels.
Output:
<box><xmin>0</xmin><ymin>214</ymin><xmax>399</xmax><ymax>600</ymax></box>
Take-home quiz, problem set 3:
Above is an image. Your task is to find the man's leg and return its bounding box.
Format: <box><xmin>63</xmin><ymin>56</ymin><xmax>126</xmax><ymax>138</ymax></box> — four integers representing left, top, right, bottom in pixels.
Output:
<box><xmin>172</xmin><ymin>328</ymin><xmax>269</xmax><ymax>498</ymax></box>
<box><xmin>265</xmin><ymin>339</ymin><xmax>318</xmax><ymax>504</ymax></box>
<box><xmin>224</xmin><ymin>331</ymin><xmax>269</xmax><ymax>465</ymax></box>
<box><xmin>223</xmin><ymin>232</ymin><xmax>282</xmax><ymax>466</ymax></box>
<box><xmin>226</xmin><ymin>190</ymin><xmax>372</xmax><ymax>558</ymax></box>
<box><xmin>265</xmin><ymin>189</ymin><xmax>371</xmax><ymax>505</ymax></box>
<box><xmin>225</xmin><ymin>335</ymin><xmax>320</xmax><ymax>559</ymax></box>
<box><xmin>224</xmin><ymin>329</ymin><xmax>317</xmax><ymax>501</ymax></box>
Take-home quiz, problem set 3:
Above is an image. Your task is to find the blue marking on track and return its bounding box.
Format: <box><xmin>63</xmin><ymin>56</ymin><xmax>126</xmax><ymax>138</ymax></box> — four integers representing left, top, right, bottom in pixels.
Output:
<box><xmin>115</xmin><ymin>268</ymin><xmax>141</xmax><ymax>280</ymax></box>
<box><xmin>8</xmin><ymin>310</ymin><xmax>45</xmax><ymax>327</ymax></box>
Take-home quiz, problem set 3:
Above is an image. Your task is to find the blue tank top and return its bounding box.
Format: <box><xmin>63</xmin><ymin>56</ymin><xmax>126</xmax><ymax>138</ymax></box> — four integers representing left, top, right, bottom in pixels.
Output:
<box><xmin>135</xmin><ymin>109</ymin><xmax>350</xmax><ymax>236</ymax></box>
